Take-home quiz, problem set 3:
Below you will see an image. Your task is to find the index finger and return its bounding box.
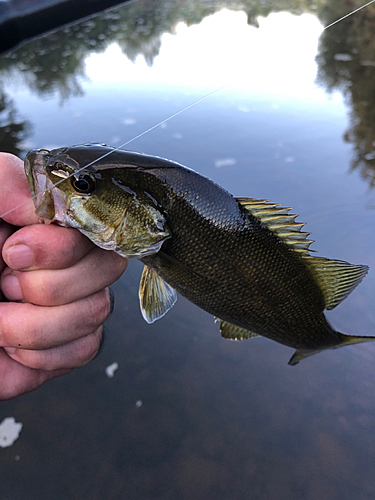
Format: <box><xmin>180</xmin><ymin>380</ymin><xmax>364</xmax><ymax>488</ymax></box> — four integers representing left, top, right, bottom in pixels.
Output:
<box><xmin>0</xmin><ymin>153</ymin><xmax>39</xmax><ymax>226</ymax></box>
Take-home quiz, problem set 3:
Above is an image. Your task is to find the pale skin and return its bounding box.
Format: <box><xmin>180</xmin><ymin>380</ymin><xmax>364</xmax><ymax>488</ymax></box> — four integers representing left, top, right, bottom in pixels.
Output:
<box><xmin>0</xmin><ymin>153</ymin><xmax>128</xmax><ymax>400</ymax></box>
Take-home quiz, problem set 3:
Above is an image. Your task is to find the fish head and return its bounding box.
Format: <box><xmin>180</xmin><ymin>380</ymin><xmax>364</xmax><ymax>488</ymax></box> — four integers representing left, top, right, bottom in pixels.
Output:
<box><xmin>24</xmin><ymin>145</ymin><xmax>171</xmax><ymax>258</ymax></box>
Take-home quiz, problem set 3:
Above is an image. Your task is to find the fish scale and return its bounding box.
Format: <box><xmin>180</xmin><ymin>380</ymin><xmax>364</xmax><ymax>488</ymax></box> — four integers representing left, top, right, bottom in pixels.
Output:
<box><xmin>144</xmin><ymin>199</ymin><xmax>328</xmax><ymax>347</ymax></box>
<box><xmin>24</xmin><ymin>144</ymin><xmax>374</xmax><ymax>365</ymax></box>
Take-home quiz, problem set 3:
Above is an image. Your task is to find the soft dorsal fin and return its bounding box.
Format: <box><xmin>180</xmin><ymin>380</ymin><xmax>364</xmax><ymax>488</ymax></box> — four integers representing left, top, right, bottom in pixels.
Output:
<box><xmin>236</xmin><ymin>197</ymin><xmax>314</xmax><ymax>255</ymax></box>
<box><xmin>302</xmin><ymin>256</ymin><xmax>369</xmax><ymax>310</ymax></box>
<box><xmin>237</xmin><ymin>197</ymin><xmax>369</xmax><ymax>309</ymax></box>
<box><xmin>218</xmin><ymin>319</ymin><xmax>261</xmax><ymax>340</ymax></box>
<box><xmin>139</xmin><ymin>266</ymin><xmax>177</xmax><ymax>323</ymax></box>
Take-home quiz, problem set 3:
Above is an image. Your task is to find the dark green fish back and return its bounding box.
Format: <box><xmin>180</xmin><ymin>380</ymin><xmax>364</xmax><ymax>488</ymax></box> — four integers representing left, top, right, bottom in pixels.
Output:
<box><xmin>129</xmin><ymin>161</ymin><xmax>339</xmax><ymax>350</ymax></box>
<box><xmin>29</xmin><ymin>144</ymin><xmax>370</xmax><ymax>357</ymax></box>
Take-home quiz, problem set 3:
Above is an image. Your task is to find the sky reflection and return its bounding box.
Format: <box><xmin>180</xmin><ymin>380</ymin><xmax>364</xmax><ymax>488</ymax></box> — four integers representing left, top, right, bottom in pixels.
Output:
<box><xmin>1</xmin><ymin>2</ymin><xmax>375</xmax><ymax>499</ymax></box>
<box><xmin>85</xmin><ymin>10</ymin><xmax>332</xmax><ymax>101</ymax></box>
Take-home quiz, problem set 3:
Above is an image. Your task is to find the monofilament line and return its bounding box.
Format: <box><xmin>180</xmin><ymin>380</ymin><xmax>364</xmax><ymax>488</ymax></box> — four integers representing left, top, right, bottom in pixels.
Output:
<box><xmin>78</xmin><ymin>82</ymin><xmax>230</xmax><ymax>171</ymax></box>
<box><xmin>0</xmin><ymin>83</ymin><xmax>230</xmax><ymax>220</ymax></box>
<box><xmin>79</xmin><ymin>0</ymin><xmax>375</xmax><ymax>171</ymax></box>
<box><xmin>324</xmin><ymin>0</ymin><xmax>375</xmax><ymax>29</ymax></box>
<box><xmin>2</xmin><ymin>0</ymin><xmax>375</xmax><ymax>220</ymax></box>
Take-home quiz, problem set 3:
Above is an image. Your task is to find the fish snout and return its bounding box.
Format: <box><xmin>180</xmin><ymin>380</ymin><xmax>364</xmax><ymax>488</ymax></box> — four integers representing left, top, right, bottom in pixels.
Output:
<box><xmin>25</xmin><ymin>149</ymin><xmax>57</xmax><ymax>220</ymax></box>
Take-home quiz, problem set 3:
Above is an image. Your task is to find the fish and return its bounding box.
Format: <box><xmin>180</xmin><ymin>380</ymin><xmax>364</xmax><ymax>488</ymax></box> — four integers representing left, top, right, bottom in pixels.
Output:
<box><xmin>24</xmin><ymin>143</ymin><xmax>374</xmax><ymax>365</ymax></box>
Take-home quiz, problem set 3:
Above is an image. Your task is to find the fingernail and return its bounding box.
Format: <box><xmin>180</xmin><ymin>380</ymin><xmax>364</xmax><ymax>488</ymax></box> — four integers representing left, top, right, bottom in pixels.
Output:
<box><xmin>3</xmin><ymin>347</ymin><xmax>16</xmax><ymax>355</ymax></box>
<box><xmin>2</xmin><ymin>275</ymin><xmax>23</xmax><ymax>301</ymax></box>
<box><xmin>6</xmin><ymin>245</ymin><xmax>33</xmax><ymax>269</ymax></box>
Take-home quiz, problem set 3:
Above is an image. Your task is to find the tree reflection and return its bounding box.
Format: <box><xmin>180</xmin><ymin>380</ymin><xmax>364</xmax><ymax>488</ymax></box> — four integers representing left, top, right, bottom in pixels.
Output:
<box><xmin>316</xmin><ymin>0</ymin><xmax>375</xmax><ymax>187</ymax></box>
<box><xmin>1</xmin><ymin>0</ymin><xmax>375</xmax><ymax>186</ymax></box>
<box><xmin>0</xmin><ymin>88</ymin><xmax>30</xmax><ymax>157</ymax></box>
<box><xmin>0</xmin><ymin>0</ymin><xmax>322</xmax><ymax>99</ymax></box>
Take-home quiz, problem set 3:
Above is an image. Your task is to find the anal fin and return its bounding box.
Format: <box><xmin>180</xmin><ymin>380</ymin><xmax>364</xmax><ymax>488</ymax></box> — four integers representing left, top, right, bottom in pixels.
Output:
<box><xmin>218</xmin><ymin>320</ymin><xmax>260</xmax><ymax>341</ymax></box>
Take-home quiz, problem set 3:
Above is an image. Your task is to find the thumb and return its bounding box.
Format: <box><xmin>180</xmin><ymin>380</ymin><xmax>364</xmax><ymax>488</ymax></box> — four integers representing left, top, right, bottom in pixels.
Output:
<box><xmin>0</xmin><ymin>153</ymin><xmax>38</xmax><ymax>226</ymax></box>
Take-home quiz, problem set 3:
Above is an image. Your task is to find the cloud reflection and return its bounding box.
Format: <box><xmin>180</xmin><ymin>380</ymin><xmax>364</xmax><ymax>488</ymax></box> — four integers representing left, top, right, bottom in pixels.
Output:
<box><xmin>85</xmin><ymin>10</ymin><xmax>324</xmax><ymax>99</ymax></box>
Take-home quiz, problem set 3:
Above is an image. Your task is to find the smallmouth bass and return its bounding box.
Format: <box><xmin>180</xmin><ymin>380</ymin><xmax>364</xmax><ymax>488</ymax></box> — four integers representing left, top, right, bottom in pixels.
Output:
<box><xmin>24</xmin><ymin>143</ymin><xmax>373</xmax><ymax>365</ymax></box>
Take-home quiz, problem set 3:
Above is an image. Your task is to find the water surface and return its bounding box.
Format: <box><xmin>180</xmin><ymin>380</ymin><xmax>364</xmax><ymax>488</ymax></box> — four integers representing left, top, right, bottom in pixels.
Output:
<box><xmin>1</xmin><ymin>1</ymin><xmax>375</xmax><ymax>499</ymax></box>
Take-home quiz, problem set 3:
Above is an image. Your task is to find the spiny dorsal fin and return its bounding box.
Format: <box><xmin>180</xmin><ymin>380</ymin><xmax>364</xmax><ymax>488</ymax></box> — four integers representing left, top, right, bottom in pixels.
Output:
<box><xmin>236</xmin><ymin>197</ymin><xmax>314</xmax><ymax>255</ymax></box>
<box><xmin>139</xmin><ymin>265</ymin><xmax>177</xmax><ymax>323</ymax></box>
<box><xmin>303</xmin><ymin>256</ymin><xmax>369</xmax><ymax>310</ymax></box>
<box><xmin>218</xmin><ymin>319</ymin><xmax>260</xmax><ymax>340</ymax></box>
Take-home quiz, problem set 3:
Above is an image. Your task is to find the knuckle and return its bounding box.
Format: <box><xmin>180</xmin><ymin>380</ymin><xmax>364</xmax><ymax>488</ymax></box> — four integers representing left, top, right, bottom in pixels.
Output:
<box><xmin>18</xmin><ymin>350</ymin><xmax>58</xmax><ymax>370</ymax></box>
<box><xmin>98</xmin><ymin>249</ymin><xmax>128</xmax><ymax>282</ymax></box>
<box><xmin>21</xmin><ymin>352</ymin><xmax>46</xmax><ymax>370</ymax></box>
<box><xmin>42</xmin><ymin>281</ymin><xmax>63</xmax><ymax>305</ymax></box>
<box><xmin>15</xmin><ymin>330</ymin><xmax>101</xmax><ymax>371</ymax></box>
<box><xmin>53</xmin><ymin>228</ymin><xmax>88</xmax><ymax>266</ymax></box>
<box><xmin>88</xmin><ymin>289</ymin><xmax>112</xmax><ymax>327</ymax></box>
<box><xmin>23</xmin><ymin>275</ymin><xmax>63</xmax><ymax>306</ymax></box>
<box><xmin>32</xmin><ymin>226</ymin><xmax>90</xmax><ymax>269</ymax></box>
<box><xmin>113</xmin><ymin>253</ymin><xmax>128</xmax><ymax>277</ymax></box>
<box><xmin>76</xmin><ymin>330</ymin><xmax>103</xmax><ymax>366</ymax></box>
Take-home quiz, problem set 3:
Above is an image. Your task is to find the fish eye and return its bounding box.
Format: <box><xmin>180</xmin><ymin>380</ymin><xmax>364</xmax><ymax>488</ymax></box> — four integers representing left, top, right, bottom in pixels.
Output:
<box><xmin>71</xmin><ymin>174</ymin><xmax>96</xmax><ymax>194</ymax></box>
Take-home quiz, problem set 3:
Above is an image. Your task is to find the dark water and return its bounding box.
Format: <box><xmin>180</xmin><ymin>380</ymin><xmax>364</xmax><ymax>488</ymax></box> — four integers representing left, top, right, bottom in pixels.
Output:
<box><xmin>1</xmin><ymin>1</ymin><xmax>375</xmax><ymax>499</ymax></box>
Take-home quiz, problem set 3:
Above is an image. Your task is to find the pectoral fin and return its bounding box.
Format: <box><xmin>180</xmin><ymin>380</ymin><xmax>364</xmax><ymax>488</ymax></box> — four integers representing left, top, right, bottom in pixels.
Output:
<box><xmin>139</xmin><ymin>266</ymin><xmax>177</xmax><ymax>323</ymax></box>
<box><xmin>218</xmin><ymin>320</ymin><xmax>260</xmax><ymax>340</ymax></box>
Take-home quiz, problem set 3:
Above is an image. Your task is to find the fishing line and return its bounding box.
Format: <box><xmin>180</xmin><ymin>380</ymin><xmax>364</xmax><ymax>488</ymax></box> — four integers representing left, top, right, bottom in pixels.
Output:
<box><xmin>72</xmin><ymin>0</ymin><xmax>375</xmax><ymax>173</ymax></box>
<box><xmin>0</xmin><ymin>83</ymin><xmax>230</xmax><ymax>220</ymax></box>
<box><xmin>323</xmin><ymin>0</ymin><xmax>375</xmax><ymax>29</ymax></box>
<box><xmin>72</xmin><ymin>82</ymin><xmax>230</xmax><ymax>172</ymax></box>
<box><xmin>1</xmin><ymin>1</ymin><xmax>375</xmax><ymax>220</ymax></box>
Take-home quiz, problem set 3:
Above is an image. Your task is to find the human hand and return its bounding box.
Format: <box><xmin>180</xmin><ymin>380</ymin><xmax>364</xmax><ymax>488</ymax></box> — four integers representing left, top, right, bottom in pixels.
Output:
<box><xmin>0</xmin><ymin>153</ymin><xmax>128</xmax><ymax>400</ymax></box>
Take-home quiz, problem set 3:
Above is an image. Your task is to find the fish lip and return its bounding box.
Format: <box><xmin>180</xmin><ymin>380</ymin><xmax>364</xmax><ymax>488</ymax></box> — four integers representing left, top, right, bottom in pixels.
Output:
<box><xmin>25</xmin><ymin>149</ymin><xmax>63</xmax><ymax>222</ymax></box>
<box><xmin>25</xmin><ymin>149</ymin><xmax>49</xmax><ymax>200</ymax></box>
<box><xmin>25</xmin><ymin>149</ymin><xmax>51</xmax><ymax>210</ymax></box>
<box><xmin>25</xmin><ymin>148</ymin><xmax>74</xmax><ymax>227</ymax></box>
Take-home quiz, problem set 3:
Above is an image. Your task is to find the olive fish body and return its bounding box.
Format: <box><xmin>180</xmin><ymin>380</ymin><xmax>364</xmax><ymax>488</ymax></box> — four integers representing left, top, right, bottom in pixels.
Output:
<box><xmin>24</xmin><ymin>143</ymin><xmax>373</xmax><ymax>364</ymax></box>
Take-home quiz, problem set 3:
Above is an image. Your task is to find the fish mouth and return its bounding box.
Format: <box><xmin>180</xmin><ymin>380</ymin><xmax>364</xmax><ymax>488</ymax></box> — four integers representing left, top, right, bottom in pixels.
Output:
<box><xmin>24</xmin><ymin>149</ymin><xmax>68</xmax><ymax>224</ymax></box>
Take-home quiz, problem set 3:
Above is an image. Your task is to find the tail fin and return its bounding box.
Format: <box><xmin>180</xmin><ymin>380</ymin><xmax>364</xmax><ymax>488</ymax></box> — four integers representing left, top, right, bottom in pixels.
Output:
<box><xmin>288</xmin><ymin>333</ymin><xmax>375</xmax><ymax>366</ymax></box>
